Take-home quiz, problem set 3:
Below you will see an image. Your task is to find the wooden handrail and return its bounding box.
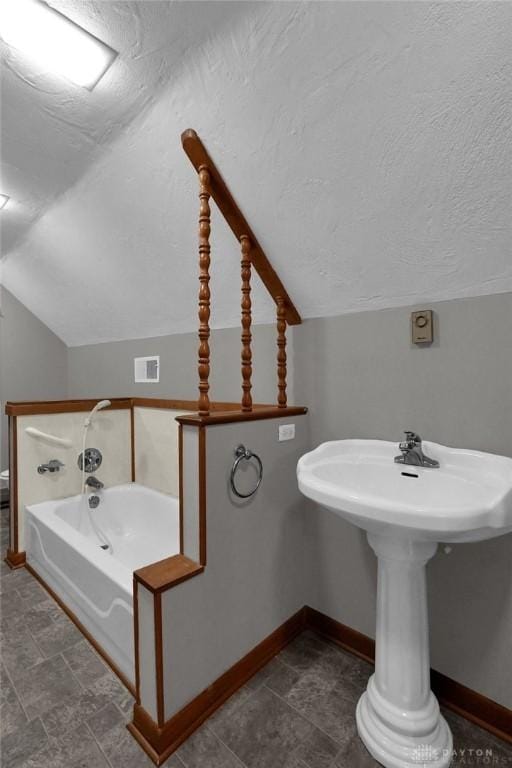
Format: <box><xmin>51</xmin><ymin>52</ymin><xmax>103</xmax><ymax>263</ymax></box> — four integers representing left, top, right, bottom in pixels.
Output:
<box><xmin>182</xmin><ymin>129</ymin><xmax>301</xmax><ymax>326</ymax></box>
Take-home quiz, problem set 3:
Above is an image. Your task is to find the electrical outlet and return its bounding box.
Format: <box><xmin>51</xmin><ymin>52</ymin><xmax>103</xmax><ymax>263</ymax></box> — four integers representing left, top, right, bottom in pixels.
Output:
<box><xmin>279</xmin><ymin>424</ymin><xmax>295</xmax><ymax>441</ymax></box>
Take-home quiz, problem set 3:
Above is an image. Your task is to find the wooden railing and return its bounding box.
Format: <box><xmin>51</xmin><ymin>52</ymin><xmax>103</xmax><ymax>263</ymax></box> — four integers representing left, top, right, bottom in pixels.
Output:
<box><xmin>181</xmin><ymin>129</ymin><xmax>302</xmax><ymax>416</ymax></box>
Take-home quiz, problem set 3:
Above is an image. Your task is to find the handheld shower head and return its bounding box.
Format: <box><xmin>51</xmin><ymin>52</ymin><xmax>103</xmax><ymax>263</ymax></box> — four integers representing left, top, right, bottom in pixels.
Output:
<box><xmin>84</xmin><ymin>400</ymin><xmax>111</xmax><ymax>427</ymax></box>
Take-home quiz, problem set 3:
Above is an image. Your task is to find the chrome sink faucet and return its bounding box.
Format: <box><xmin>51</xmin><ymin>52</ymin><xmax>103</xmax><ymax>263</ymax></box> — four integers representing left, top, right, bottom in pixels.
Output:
<box><xmin>394</xmin><ymin>431</ymin><xmax>439</xmax><ymax>468</ymax></box>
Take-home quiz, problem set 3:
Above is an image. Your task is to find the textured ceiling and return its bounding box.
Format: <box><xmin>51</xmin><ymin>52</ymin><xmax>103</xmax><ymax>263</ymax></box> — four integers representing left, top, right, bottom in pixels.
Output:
<box><xmin>1</xmin><ymin>1</ymin><xmax>511</xmax><ymax>346</ymax></box>
<box><xmin>0</xmin><ymin>0</ymin><xmax>245</xmax><ymax>253</ymax></box>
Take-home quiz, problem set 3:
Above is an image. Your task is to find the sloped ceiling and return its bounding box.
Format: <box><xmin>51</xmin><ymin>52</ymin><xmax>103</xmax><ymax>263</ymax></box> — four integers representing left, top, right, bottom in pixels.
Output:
<box><xmin>1</xmin><ymin>1</ymin><xmax>511</xmax><ymax>346</ymax></box>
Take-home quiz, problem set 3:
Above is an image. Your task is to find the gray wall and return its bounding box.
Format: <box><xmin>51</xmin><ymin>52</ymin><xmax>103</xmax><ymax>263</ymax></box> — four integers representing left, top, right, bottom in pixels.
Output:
<box><xmin>0</xmin><ymin>288</ymin><xmax>68</xmax><ymax>473</ymax></box>
<box><xmin>294</xmin><ymin>291</ymin><xmax>512</xmax><ymax>709</ymax></box>
<box><xmin>67</xmin><ymin>324</ymin><xmax>293</xmax><ymax>407</ymax></box>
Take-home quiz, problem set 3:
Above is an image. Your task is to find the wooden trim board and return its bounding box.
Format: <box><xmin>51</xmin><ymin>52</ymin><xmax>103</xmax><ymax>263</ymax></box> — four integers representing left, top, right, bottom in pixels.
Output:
<box><xmin>130</xmin><ymin>407</ymin><xmax>136</xmax><ymax>482</ymax></box>
<box><xmin>198</xmin><ymin>426</ymin><xmax>207</xmax><ymax>566</ymax></box>
<box><xmin>5</xmin><ymin>397</ymin><xmax>267</xmax><ymax>417</ymax></box>
<box><xmin>431</xmin><ymin>670</ymin><xmax>512</xmax><ymax>746</ymax></box>
<box><xmin>4</xmin><ymin>549</ymin><xmax>26</xmax><ymax>569</ymax></box>
<box><xmin>133</xmin><ymin>579</ymin><xmax>141</xmax><ymax>705</ymax></box>
<box><xmin>154</xmin><ymin>591</ymin><xmax>165</xmax><ymax>727</ymax></box>
<box><xmin>9</xmin><ymin>415</ymin><xmax>18</xmax><ymax>552</ymax></box>
<box><xmin>305</xmin><ymin>606</ymin><xmax>375</xmax><ymax>664</ymax></box>
<box><xmin>5</xmin><ymin>399</ymin><xmax>132</xmax><ymax>416</ymax></box>
<box><xmin>132</xmin><ymin>398</ymin><xmax>248</xmax><ymax>411</ymax></box>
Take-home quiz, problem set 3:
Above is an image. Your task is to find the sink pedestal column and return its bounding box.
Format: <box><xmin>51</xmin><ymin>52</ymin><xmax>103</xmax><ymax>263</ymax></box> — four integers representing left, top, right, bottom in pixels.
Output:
<box><xmin>356</xmin><ymin>534</ymin><xmax>452</xmax><ymax>768</ymax></box>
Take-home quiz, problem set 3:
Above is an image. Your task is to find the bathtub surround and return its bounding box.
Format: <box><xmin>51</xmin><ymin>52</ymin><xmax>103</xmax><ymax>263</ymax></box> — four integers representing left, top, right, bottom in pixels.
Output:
<box><xmin>133</xmin><ymin>408</ymin><xmax>190</xmax><ymax>497</ymax></box>
<box><xmin>13</xmin><ymin>408</ymin><xmax>132</xmax><ymax>553</ymax></box>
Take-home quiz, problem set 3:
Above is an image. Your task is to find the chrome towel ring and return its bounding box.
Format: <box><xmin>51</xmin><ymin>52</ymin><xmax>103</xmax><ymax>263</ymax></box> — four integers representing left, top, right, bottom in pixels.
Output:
<box><xmin>230</xmin><ymin>444</ymin><xmax>263</xmax><ymax>499</ymax></box>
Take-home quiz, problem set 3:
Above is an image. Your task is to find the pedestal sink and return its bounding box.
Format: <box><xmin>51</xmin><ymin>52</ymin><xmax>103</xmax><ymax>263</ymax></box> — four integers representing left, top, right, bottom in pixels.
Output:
<box><xmin>297</xmin><ymin>439</ymin><xmax>512</xmax><ymax>768</ymax></box>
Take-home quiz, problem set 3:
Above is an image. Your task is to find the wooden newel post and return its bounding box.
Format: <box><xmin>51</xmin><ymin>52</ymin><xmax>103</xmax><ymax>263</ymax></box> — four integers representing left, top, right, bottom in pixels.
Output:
<box><xmin>276</xmin><ymin>297</ymin><xmax>287</xmax><ymax>408</ymax></box>
<box><xmin>198</xmin><ymin>165</ymin><xmax>211</xmax><ymax>416</ymax></box>
<box><xmin>240</xmin><ymin>235</ymin><xmax>253</xmax><ymax>412</ymax></box>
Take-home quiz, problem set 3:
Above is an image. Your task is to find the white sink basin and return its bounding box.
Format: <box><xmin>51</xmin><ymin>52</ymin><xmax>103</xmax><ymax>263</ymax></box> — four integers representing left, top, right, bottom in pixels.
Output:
<box><xmin>297</xmin><ymin>439</ymin><xmax>512</xmax><ymax>768</ymax></box>
<box><xmin>298</xmin><ymin>439</ymin><xmax>512</xmax><ymax>543</ymax></box>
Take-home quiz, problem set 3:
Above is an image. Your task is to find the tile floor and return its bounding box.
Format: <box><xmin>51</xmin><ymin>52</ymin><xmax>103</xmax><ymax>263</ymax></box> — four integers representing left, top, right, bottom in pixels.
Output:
<box><xmin>1</xmin><ymin>507</ymin><xmax>511</xmax><ymax>768</ymax></box>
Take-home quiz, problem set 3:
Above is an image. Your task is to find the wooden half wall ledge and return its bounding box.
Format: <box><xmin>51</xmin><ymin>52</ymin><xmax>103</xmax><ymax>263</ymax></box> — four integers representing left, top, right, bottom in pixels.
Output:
<box><xmin>129</xmin><ymin>606</ymin><xmax>511</xmax><ymax>765</ymax></box>
<box><xmin>181</xmin><ymin>128</ymin><xmax>301</xmax><ymax>327</ymax></box>
<box><xmin>176</xmin><ymin>406</ymin><xmax>308</xmax><ymax>427</ymax></box>
<box><xmin>134</xmin><ymin>554</ymin><xmax>204</xmax><ymax>594</ymax></box>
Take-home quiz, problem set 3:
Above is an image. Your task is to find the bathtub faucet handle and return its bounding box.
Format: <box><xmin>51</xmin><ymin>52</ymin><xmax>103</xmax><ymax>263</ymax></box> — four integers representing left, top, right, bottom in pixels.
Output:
<box><xmin>37</xmin><ymin>459</ymin><xmax>65</xmax><ymax>474</ymax></box>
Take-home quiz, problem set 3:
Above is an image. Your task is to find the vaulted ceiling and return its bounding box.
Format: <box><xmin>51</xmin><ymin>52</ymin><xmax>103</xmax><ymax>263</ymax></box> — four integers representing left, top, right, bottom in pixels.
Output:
<box><xmin>1</xmin><ymin>1</ymin><xmax>511</xmax><ymax>346</ymax></box>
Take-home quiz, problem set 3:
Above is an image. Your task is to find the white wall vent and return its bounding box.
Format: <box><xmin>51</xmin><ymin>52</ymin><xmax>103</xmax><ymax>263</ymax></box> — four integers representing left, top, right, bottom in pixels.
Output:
<box><xmin>134</xmin><ymin>356</ymin><xmax>160</xmax><ymax>383</ymax></box>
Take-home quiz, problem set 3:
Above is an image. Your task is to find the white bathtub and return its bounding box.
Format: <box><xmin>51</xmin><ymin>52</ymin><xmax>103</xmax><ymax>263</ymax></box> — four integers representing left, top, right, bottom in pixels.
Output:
<box><xmin>26</xmin><ymin>483</ymin><xmax>180</xmax><ymax>684</ymax></box>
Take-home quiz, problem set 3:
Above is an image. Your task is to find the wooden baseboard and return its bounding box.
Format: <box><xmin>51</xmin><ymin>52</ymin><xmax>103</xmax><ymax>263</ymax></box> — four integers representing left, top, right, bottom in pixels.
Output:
<box><xmin>25</xmin><ymin>563</ymin><xmax>136</xmax><ymax>697</ymax></box>
<box><xmin>431</xmin><ymin>670</ymin><xmax>512</xmax><ymax>746</ymax></box>
<box><xmin>5</xmin><ymin>549</ymin><xmax>26</xmax><ymax>569</ymax></box>
<box><xmin>128</xmin><ymin>607</ymin><xmax>307</xmax><ymax>765</ymax></box>
<box><xmin>305</xmin><ymin>606</ymin><xmax>375</xmax><ymax>664</ymax></box>
<box><xmin>304</xmin><ymin>606</ymin><xmax>512</xmax><ymax>746</ymax></box>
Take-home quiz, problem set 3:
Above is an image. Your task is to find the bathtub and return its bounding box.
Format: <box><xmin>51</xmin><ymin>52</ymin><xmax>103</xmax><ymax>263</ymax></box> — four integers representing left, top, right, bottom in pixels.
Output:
<box><xmin>25</xmin><ymin>483</ymin><xmax>180</xmax><ymax>684</ymax></box>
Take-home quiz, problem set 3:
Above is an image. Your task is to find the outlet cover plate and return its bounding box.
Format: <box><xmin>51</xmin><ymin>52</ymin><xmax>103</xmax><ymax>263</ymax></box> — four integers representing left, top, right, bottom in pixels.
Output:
<box><xmin>279</xmin><ymin>424</ymin><xmax>296</xmax><ymax>441</ymax></box>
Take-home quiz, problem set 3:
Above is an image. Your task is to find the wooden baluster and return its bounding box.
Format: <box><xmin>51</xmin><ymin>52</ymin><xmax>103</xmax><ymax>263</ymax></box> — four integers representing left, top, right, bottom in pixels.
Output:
<box><xmin>276</xmin><ymin>297</ymin><xmax>287</xmax><ymax>408</ymax></box>
<box><xmin>198</xmin><ymin>165</ymin><xmax>211</xmax><ymax>416</ymax></box>
<box><xmin>240</xmin><ymin>235</ymin><xmax>253</xmax><ymax>412</ymax></box>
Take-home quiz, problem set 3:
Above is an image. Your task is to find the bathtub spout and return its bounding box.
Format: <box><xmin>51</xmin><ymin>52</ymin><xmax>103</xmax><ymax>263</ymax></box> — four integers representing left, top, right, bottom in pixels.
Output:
<box><xmin>85</xmin><ymin>476</ymin><xmax>104</xmax><ymax>490</ymax></box>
